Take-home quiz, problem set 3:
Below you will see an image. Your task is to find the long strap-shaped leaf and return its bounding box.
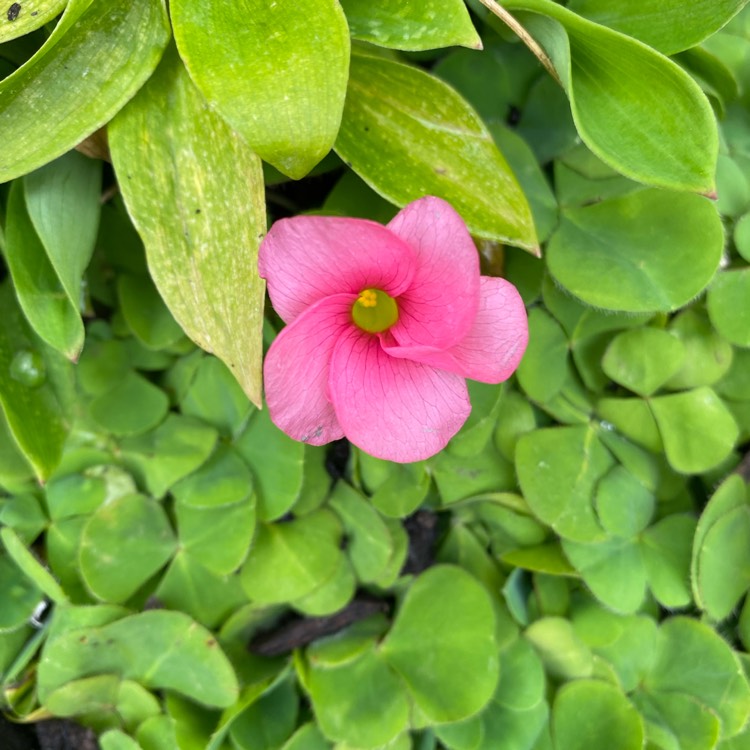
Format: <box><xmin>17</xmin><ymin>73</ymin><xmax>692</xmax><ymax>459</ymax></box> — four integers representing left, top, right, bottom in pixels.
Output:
<box><xmin>483</xmin><ymin>0</ymin><xmax>718</xmax><ymax>194</ymax></box>
<box><xmin>0</xmin><ymin>0</ymin><xmax>170</xmax><ymax>183</ymax></box>
<box><xmin>0</xmin><ymin>0</ymin><xmax>67</xmax><ymax>44</ymax></box>
<box><xmin>109</xmin><ymin>47</ymin><xmax>267</xmax><ymax>408</ymax></box>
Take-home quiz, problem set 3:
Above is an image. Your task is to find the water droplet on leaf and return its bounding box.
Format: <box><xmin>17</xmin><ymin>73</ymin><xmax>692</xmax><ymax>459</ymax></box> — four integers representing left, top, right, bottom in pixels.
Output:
<box><xmin>10</xmin><ymin>350</ymin><xmax>46</xmax><ymax>388</ymax></box>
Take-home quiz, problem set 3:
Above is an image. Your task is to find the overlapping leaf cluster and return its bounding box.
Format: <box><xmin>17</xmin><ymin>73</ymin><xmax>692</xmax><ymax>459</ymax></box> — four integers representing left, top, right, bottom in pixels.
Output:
<box><xmin>1</xmin><ymin>1</ymin><xmax>750</xmax><ymax>749</ymax></box>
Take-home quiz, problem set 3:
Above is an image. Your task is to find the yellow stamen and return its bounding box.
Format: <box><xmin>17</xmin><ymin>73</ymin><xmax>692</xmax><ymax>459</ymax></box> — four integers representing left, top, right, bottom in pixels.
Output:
<box><xmin>352</xmin><ymin>288</ymin><xmax>399</xmax><ymax>333</ymax></box>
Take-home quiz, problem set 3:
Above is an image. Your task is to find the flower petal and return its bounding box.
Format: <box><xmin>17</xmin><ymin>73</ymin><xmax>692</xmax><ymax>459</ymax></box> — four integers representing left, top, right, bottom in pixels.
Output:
<box><xmin>329</xmin><ymin>328</ymin><xmax>471</xmax><ymax>462</ymax></box>
<box><xmin>388</xmin><ymin>196</ymin><xmax>480</xmax><ymax>349</ymax></box>
<box><xmin>381</xmin><ymin>277</ymin><xmax>528</xmax><ymax>383</ymax></box>
<box><xmin>264</xmin><ymin>294</ymin><xmax>354</xmax><ymax>445</ymax></box>
<box><xmin>258</xmin><ymin>215</ymin><xmax>417</xmax><ymax>323</ymax></box>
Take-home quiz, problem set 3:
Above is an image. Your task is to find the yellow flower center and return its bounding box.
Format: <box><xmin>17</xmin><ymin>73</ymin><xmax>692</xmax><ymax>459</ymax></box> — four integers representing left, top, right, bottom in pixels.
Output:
<box><xmin>352</xmin><ymin>288</ymin><xmax>399</xmax><ymax>333</ymax></box>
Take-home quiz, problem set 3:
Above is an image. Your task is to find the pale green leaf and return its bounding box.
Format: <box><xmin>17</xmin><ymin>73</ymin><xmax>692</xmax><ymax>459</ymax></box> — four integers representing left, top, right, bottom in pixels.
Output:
<box><xmin>0</xmin><ymin>0</ymin><xmax>170</xmax><ymax>183</ymax></box>
<box><xmin>335</xmin><ymin>52</ymin><xmax>538</xmax><ymax>250</ymax></box>
<box><xmin>109</xmin><ymin>47</ymin><xmax>266</xmax><ymax>407</ymax></box>
<box><xmin>171</xmin><ymin>0</ymin><xmax>349</xmax><ymax>178</ymax></box>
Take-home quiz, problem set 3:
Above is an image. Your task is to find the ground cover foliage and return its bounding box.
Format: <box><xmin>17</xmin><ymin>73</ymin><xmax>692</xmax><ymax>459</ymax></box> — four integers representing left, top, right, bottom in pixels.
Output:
<box><xmin>1</xmin><ymin>1</ymin><xmax>750</xmax><ymax>749</ymax></box>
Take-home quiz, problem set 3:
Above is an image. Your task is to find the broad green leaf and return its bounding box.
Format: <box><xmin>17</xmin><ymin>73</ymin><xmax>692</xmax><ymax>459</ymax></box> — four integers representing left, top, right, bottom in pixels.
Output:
<box><xmin>717</xmin><ymin>349</ymin><xmax>750</xmax><ymax>401</ymax></box>
<box><xmin>19</xmin><ymin>150</ymin><xmax>101</xmax><ymax>357</ymax></box>
<box><xmin>45</xmin><ymin>673</ymin><xmax>121</xmax><ymax>718</ymax></box>
<box><xmin>109</xmin><ymin>47</ymin><xmax>266</xmax><ymax>408</ymax></box>
<box><xmin>4</xmin><ymin>180</ymin><xmax>83</xmax><ymax>357</ymax></box>
<box><xmin>504</xmin><ymin>0</ymin><xmax>718</xmax><ymax>192</ymax></box>
<box><xmin>363</xmin><ymin>459</ymin><xmax>431</xmax><ymax>518</ymax></box>
<box><xmin>665</xmin><ymin>308</ymin><xmax>734</xmax><ymax>390</ymax></box>
<box><xmin>501</xmin><ymin>543</ymin><xmax>577</xmax><ymax>576</ymax></box>
<box><xmin>695</xmin><ymin>506</ymin><xmax>750</xmax><ymax>621</ymax></box>
<box><xmin>1</xmin><ymin>526</ymin><xmax>67</xmax><ymax>604</ymax></box>
<box><xmin>691</xmin><ymin>475</ymin><xmax>748</xmax><ymax>609</ymax></box>
<box><xmin>524</xmin><ymin>617</ymin><xmax>593</xmax><ymax>680</ymax></box>
<box><xmin>79</xmin><ymin>493</ymin><xmax>176</xmax><ymax>603</ymax></box>
<box><xmin>566</xmin><ymin>0</ymin><xmax>749</xmax><ymax>55</ymax></box>
<box><xmin>240</xmin><ymin>511</ymin><xmax>342</xmax><ymax>604</ymax></box>
<box><xmin>180</xmin><ymin>356</ymin><xmax>253</xmax><ymax>437</ymax></box>
<box><xmin>735</xmin><ymin>213</ymin><xmax>750</xmax><ymax>262</ymax></box>
<box><xmin>291</xmin><ymin>554</ymin><xmax>356</xmax><ymax>617</ymax></box>
<box><xmin>633</xmin><ymin>692</ymin><xmax>720</xmax><ymax>750</ymax></box>
<box><xmin>229</xmin><ymin>675</ymin><xmax>298</xmax><ymax>750</ymax></box>
<box><xmin>645</xmin><ymin>617</ymin><xmax>750</xmax><ymax>738</ymax></box>
<box><xmin>174</xmin><ymin>496</ymin><xmax>255</xmax><ymax>575</ymax></box>
<box><xmin>563</xmin><ymin>537</ymin><xmax>646</xmax><ymax>613</ymax></box>
<box><xmin>99</xmin><ymin>730</ymin><xmax>142</xmax><ymax>750</ymax></box>
<box><xmin>516</xmin><ymin>308</ymin><xmax>568</xmax><ymax>403</ymax></box>
<box><xmin>119</xmin><ymin>414</ymin><xmax>218</xmax><ymax>498</ymax></box>
<box><xmin>235</xmin><ymin>406</ymin><xmax>305</xmax><ymax>520</ymax></box>
<box><xmin>117</xmin><ymin>274</ymin><xmax>185</xmax><ymax>351</ymax></box>
<box><xmin>156</xmin><ymin>553</ymin><xmax>246</xmax><ymax>629</ymax></box>
<box><xmin>0</xmin><ymin>285</ymin><xmax>68</xmax><ymax>481</ymax></box>
<box><xmin>641</xmin><ymin>514</ymin><xmax>695</xmax><ymax>609</ymax></box>
<box><xmin>547</xmin><ymin>190</ymin><xmax>724</xmax><ymax>312</ymax></box>
<box><xmin>340</xmin><ymin>0</ymin><xmax>480</xmax><ymax>51</ymax></box>
<box><xmin>707</xmin><ymin>269</ymin><xmax>750</xmax><ymax>347</ymax></box>
<box><xmin>307</xmin><ymin>645</ymin><xmax>410</xmax><ymax>748</ymax></box>
<box><xmin>594</xmin><ymin>466</ymin><xmax>654</xmax><ymax>538</ymax></box>
<box><xmin>336</xmin><ymin>52</ymin><xmax>538</xmax><ymax>251</ymax></box>
<box><xmin>280</xmin><ymin>724</ymin><xmax>329</xmax><ymax>750</ymax></box>
<box><xmin>596</xmin><ymin>397</ymin><xmax>663</xmax><ymax>454</ymax></box>
<box><xmin>0</xmin><ymin>0</ymin><xmax>66</xmax><ymax>43</ymax></box>
<box><xmin>650</xmin><ymin>388</ymin><xmax>739</xmax><ymax>474</ymax></box>
<box><xmin>0</xmin><ymin>553</ymin><xmax>42</xmax><ymax>632</ymax></box>
<box><xmin>38</xmin><ymin>610</ymin><xmax>239</xmax><ymax>708</ymax></box>
<box><xmin>516</xmin><ymin>425</ymin><xmax>612</xmax><ymax>542</ymax></box>
<box><xmin>0</xmin><ymin>0</ymin><xmax>170</xmax><ymax>183</ymax></box>
<box><xmin>381</xmin><ymin>566</ymin><xmax>499</xmax><ymax>723</ymax></box>
<box><xmin>89</xmin><ymin>372</ymin><xmax>169</xmax><ymax>437</ymax></box>
<box><xmin>171</xmin><ymin>0</ymin><xmax>349</xmax><ymax>178</ymax></box>
<box><xmin>329</xmin><ymin>483</ymin><xmax>393</xmax><ymax>584</ymax></box>
<box><xmin>553</xmin><ymin>680</ymin><xmax>644</xmax><ymax>750</ymax></box>
<box><xmin>602</xmin><ymin>328</ymin><xmax>686</xmax><ymax>397</ymax></box>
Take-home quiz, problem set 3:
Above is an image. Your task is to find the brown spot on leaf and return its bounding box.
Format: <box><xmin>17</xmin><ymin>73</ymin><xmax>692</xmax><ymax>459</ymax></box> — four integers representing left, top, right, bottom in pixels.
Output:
<box><xmin>7</xmin><ymin>3</ymin><xmax>21</xmax><ymax>21</ymax></box>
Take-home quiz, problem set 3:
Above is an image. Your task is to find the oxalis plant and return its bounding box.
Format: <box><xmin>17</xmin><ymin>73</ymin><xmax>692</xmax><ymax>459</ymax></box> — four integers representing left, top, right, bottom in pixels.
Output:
<box><xmin>1</xmin><ymin>1</ymin><xmax>750</xmax><ymax>750</ymax></box>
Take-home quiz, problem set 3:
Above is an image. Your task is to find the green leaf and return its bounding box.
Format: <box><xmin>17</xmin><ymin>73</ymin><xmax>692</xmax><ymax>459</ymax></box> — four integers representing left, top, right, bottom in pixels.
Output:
<box><xmin>171</xmin><ymin>0</ymin><xmax>349</xmax><ymax>178</ymax></box>
<box><xmin>0</xmin><ymin>0</ymin><xmax>66</xmax><ymax>43</ymax></box>
<box><xmin>645</xmin><ymin>617</ymin><xmax>750</xmax><ymax>739</ymax></box>
<box><xmin>547</xmin><ymin>190</ymin><xmax>724</xmax><ymax>312</ymax></box>
<box><xmin>0</xmin><ymin>283</ymin><xmax>67</xmax><ymax>482</ymax></box>
<box><xmin>180</xmin><ymin>356</ymin><xmax>252</xmax><ymax>438</ymax></box>
<box><xmin>553</xmin><ymin>680</ymin><xmax>644</xmax><ymax>750</ymax></box>
<box><xmin>381</xmin><ymin>566</ymin><xmax>499</xmax><ymax>723</ymax></box>
<box><xmin>109</xmin><ymin>47</ymin><xmax>266</xmax><ymax>408</ymax></box>
<box><xmin>307</xmin><ymin>645</ymin><xmax>410</xmax><ymax>748</ymax></box>
<box><xmin>1</xmin><ymin>526</ymin><xmax>67</xmax><ymax>604</ymax></box>
<box><xmin>89</xmin><ymin>372</ymin><xmax>169</xmax><ymax>437</ymax></box>
<box><xmin>117</xmin><ymin>274</ymin><xmax>185</xmax><ymax>351</ymax></box>
<box><xmin>516</xmin><ymin>425</ymin><xmax>612</xmax><ymax>542</ymax></box>
<box><xmin>119</xmin><ymin>414</ymin><xmax>218</xmax><ymax>498</ymax></box>
<box><xmin>100</xmin><ymin>730</ymin><xmax>142</xmax><ymax>750</ymax></box>
<box><xmin>230</xmin><ymin>675</ymin><xmax>298</xmax><ymax>750</ymax></box>
<box><xmin>79</xmin><ymin>493</ymin><xmax>176</xmax><ymax>603</ymax></box>
<box><xmin>695</xmin><ymin>506</ymin><xmax>750</xmax><ymax>621</ymax></box>
<box><xmin>38</xmin><ymin>609</ymin><xmax>239</xmax><ymax>708</ymax></box>
<box><xmin>329</xmin><ymin>483</ymin><xmax>393</xmax><ymax>584</ymax></box>
<box><xmin>516</xmin><ymin>308</ymin><xmax>568</xmax><ymax>403</ymax></box>
<box><xmin>235</xmin><ymin>407</ymin><xmax>305</xmax><ymax>521</ymax></box>
<box><xmin>566</xmin><ymin>0</ymin><xmax>749</xmax><ymax>55</ymax></box>
<box><xmin>707</xmin><ymin>269</ymin><xmax>750</xmax><ymax>347</ymax></box>
<box><xmin>340</xmin><ymin>0</ymin><xmax>481</xmax><ymax>51</ymax></box>
<box><xmin>649</xmin><ymin>388</ymin><xmax>739</xmax><ymax>474</ymax></box>
<box><xmin>665</xmin><ymin>308</ymin><xmax>734</xmax><ymax>390</ymax></box>
<box><xmin>156</xmin><ymin>552</ymin><xmax>246</xmax><ymax>628</ymax></box>
<box><xmin>640</xmin><ymin>514</ymin><xmax>695</xmax><ymax>609</ymax></box>
<box><xmin>335</xmin><ymin>52</ymin><xmax>538</xmax><ymax>251</ymax></box>
<box><xmin>0</xmin><ymin>553</ymin><xmax>42</xmax><ymax>632</ymax></box>
<box><xmin>4</xmin><ymin>180</ymin><xmax>84</xmax><ymax>358</ymax></box>
<box><xmin>505</xmin><ymin>0</ymin><xmax>718</xmax><ymax>192</ymax></box>
<box><xmin>0</xmin><ymin>0</ymin><xmax>170</xmax><ymax>183</ymax></box>
<box><xmin>594</xmin><ymin>466</ymin><xmax>654</xmax><ymax>538</ymax></box>
<box><xmin>602</xmin><ymin>328</ymin><xmax>686</xmax><ymax>397</ymax></box>
<box><xmin>524</xmin><ymin>617</ymin><xmax>593</xmax><ymax>680</ymax></box>
<box><xmin>634</xmin><ymin>691</ymin><xmax>720</xmax><ymax>750</ymax></box>
<box><xmin>562</xmin><ymin>537</ymin><xmax>646</xmax><ymax>613</ymax></box>
<box><xmin>240</xmin><ymin>511</ymin><xmax>342</xmax><ymax>604</ymax></box>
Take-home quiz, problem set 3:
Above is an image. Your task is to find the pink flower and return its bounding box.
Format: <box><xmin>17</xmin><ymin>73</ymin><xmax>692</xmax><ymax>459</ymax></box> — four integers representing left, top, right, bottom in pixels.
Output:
<box><xmin>259</xmin><ymin>196</ymin><xmax>528</xmax><ymax>463</ymax></box>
